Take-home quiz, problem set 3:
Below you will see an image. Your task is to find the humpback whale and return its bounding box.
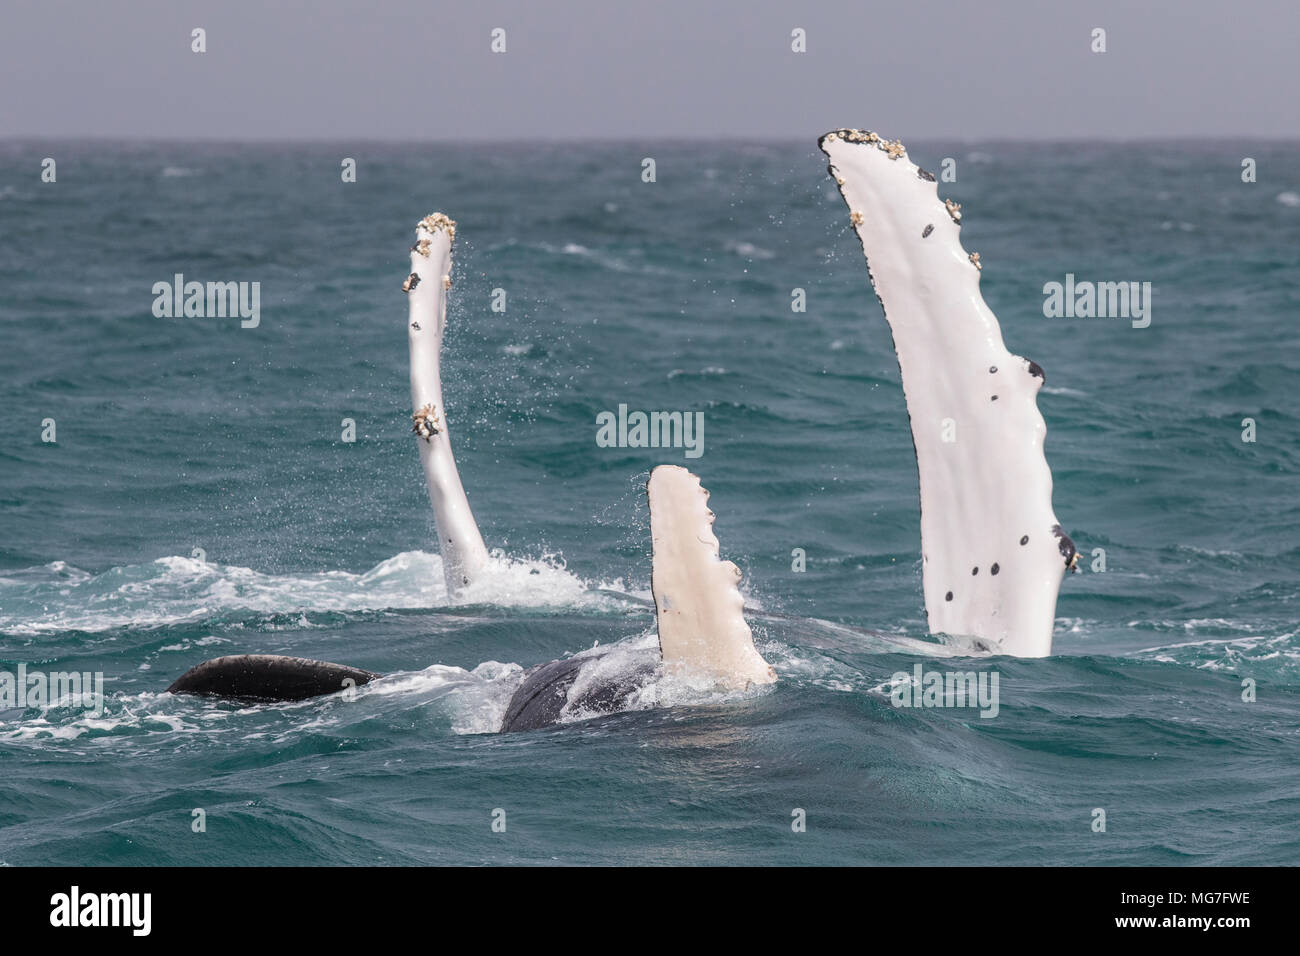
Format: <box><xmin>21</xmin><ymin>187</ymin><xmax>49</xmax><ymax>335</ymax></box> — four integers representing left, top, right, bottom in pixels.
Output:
<box><xmin>168</xmin><ymin>214</ymin><xmax>776</xmax><ymax>730</ymax></box>
<box><xmin>168</xmin><ymin>463</ymin><xmax>776</xmax><ymax>729</ymax></box>
<box><xmin>168</xmin><ymin>128</ymin><xmax>1075</xmax><ymax>727</ymax></box>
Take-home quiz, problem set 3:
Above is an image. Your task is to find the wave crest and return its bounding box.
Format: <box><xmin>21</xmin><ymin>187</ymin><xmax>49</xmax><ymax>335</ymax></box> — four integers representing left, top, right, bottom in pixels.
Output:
<box><xmin>0</xmin><ymin>551</ymin><xmax>627</xmax><ymax>636</ymax></box>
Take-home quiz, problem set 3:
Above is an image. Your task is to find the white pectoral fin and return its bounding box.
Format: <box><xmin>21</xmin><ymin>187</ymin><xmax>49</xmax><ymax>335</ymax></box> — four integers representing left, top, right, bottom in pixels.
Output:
<box><xmin>820</xmin><ymin>130</ymin><xmax>1076</xmax><ymax>657</ymax></box>
<box><xmin>648</xmin><ymin>465</ymin><xmax>777</xmax><ymax>688</ymax></box>
<box><xmin>406</xmin><ymin>213</ymin><xmax>490</xmax><ymax>592</ymax></box>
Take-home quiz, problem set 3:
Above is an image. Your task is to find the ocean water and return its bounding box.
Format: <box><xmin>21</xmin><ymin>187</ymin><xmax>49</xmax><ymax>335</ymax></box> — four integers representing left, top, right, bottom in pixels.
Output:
<box><xmin>0</xmin><ymin>139</ymin><xmax>1297</xmax><ymax>866</ymax></box>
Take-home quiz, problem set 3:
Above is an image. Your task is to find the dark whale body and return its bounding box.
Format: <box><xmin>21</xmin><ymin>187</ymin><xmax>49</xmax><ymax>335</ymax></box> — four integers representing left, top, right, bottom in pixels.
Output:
<box><xmin>168</xmin><ymin>651</ymin><xmax>655</xmax><ymax>731</ymax></box>
<box><xmin>166</xmin><ymin>654</ymin><xmax>380</xmax><ymax>703</ymax></box>
<box><xmin>500</xmin><ymin>652</ymin><xmax>657</xmax><ymax>732</ymax></box>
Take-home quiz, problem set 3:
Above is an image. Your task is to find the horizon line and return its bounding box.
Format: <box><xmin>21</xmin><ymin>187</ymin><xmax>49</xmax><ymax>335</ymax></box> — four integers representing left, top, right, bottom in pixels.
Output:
<box><xmin>2</xmin><ymin>133</ymin><xmax>1298</xmax><ymax>146</ymax></box>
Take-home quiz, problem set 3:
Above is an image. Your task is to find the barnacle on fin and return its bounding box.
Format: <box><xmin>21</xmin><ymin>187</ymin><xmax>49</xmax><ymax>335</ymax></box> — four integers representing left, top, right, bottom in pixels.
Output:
<box><xmin>412</xmin><ymin>403</ymin><xmax>442</xmax><ymax>439</ymax></box>
<box><xmin>418</xmin><ymin>213</ymin><xmax>457</xmax><ymax>241</ymax></box>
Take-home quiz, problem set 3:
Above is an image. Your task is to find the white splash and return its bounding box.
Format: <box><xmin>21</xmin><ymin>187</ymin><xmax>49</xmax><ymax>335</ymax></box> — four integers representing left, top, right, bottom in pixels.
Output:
<box><xmin>0</xmin><ymin>551</ymin><xmax>627</xmax><ymax>636</ymax></box>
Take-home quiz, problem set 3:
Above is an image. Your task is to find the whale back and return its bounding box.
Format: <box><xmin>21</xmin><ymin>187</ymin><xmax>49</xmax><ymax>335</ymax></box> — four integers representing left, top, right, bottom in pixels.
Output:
<box><xmin>500</xmin><ymin>653</ymin><xmax>657</xmax><ymax>732</ymax></box>
<box><xmin>167</xmin><ymin>654</ymin><xmax>379</xmax><ymax>702</ymax></box>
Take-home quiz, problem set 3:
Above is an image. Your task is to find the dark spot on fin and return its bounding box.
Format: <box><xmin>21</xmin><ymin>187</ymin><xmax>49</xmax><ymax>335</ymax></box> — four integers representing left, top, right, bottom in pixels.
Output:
<box><xmin>1052</xmin><ymin>524</ymin><xmax>1078</xmax><ymax>571</ymax></box>
<box><xmin>1027</xmin><ymin>360</ymin><xmax>1045</xmax><ymax>382</ymax></box>
<box><xmin>917</xmin><ymin>168</ymin><xmax>936</xmax><ymax>182</ymax></box>
<box><xmin>922</xmin><ymin>224</ymin><xmax>934</xmax><ymax>238</ymax></box>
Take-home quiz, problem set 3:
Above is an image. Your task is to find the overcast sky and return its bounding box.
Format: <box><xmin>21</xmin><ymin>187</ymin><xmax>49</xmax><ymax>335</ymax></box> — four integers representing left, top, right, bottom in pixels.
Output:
<box><xmin>2</xmin><ymin>0</ymin><xmax>1295</xmax><ymax>140</ymax></box>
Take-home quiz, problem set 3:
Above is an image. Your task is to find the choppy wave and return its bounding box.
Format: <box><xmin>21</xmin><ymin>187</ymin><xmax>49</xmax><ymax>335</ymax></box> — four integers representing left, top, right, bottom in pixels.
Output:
<box><xmin>0</xmin><ymin>551</ymin><xmax>627</xmax><ymax>636</ymax></box>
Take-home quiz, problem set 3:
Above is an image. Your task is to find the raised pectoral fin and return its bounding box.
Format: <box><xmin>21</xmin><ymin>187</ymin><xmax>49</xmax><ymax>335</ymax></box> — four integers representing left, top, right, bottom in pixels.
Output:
<box><xmin>406</xmin><ymin>213</ymin><xmax>490</xmax><ymax>592</ymax></box>
<box><xmin>648</xmin><ymin>465</ymin><xmax>776</xmax><ymax>688</ymax></box>
<box><xmin>820</xmin><ymin>129</ymin><xmax>1073</xmax><ymax>657</ymax></box>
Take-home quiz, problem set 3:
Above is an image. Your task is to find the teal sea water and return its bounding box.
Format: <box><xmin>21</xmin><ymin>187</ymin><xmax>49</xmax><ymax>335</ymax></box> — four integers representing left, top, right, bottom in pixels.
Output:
<box><xmin>0</xmin><ymin>140</ymin><xmax>1297</xmax><ymax>865</ymax></box>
